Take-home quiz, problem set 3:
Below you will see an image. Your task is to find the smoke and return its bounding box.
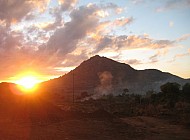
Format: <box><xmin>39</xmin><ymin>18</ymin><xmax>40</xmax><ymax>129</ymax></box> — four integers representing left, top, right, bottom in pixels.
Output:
<box><xmin>93</xmin><ymin>71</ymin><xmax>113</xmax><ymax>99</ymax></box>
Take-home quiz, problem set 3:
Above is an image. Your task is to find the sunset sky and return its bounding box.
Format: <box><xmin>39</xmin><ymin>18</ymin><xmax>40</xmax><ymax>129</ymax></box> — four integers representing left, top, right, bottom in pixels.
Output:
<box><xmin>0</xmin><ymin>0</ymin><xmax>190</xmax><ymax>83</ymax></box>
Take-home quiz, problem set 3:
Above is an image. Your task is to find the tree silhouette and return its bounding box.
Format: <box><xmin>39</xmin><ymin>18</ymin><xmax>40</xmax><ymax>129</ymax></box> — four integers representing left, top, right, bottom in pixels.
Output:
<box><xmin>122</xmin><ymin>88</ymin><xmax>129</xmax><ymax>96</ymax></box>
<box><xmin>182</xmin><ymin>83</ymin><xmax>190</xmax><ymax>101</ymax></box>
<box><xmin>160</xmin><ymin>82</ymin><xmax>180</xmax><ymax>94</ymax></box>
<box><xmin>160</xmin><ymin>82</ymin><xmax>180</xmax><ymax>108</ymax></box>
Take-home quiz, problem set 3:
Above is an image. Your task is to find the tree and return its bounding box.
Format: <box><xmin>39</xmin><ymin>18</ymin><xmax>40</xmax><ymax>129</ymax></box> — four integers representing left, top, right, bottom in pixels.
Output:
<box><xmin>182</xmin><ymin>83</ymin><xmax>190</xmax><ymax>101</ymax></box>
<box><xmin>160</xmin><ymin>82</ymin><xmax>180</xmax><ymax>94</ymax></box>
<box><xmin>160</xmin><ymin>82</ymin><xmax>181</xmax><ymax>108</ymax></box>
<box><xmin>122</xmin><ymin>88</ymin><xmax>129</xmax><ymax>96</ymax></box>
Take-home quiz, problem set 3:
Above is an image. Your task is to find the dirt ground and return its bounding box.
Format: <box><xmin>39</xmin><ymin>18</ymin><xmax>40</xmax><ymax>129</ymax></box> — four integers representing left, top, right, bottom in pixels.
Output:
<box><xmin>0</xmin><ymin>113</ymin><xmax>190</xmax><ymax>140</ymax></box>
<box><xmin>121</xmin><ymin>116</ymin><xmax>190</xmax><ymax>140</ymax></box>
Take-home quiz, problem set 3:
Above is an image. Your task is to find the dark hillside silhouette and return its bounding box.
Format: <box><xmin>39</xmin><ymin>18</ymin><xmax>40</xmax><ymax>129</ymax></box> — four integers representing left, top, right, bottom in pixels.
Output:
<box><xmin>40</xmin><ymin>55</ymin><xmax>190</xmax><ymax>100</ymax></box>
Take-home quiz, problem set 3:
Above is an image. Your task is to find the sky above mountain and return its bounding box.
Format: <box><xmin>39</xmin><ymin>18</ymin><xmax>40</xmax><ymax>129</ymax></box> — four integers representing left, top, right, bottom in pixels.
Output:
<box><xmin>0</xmin><ymin>0</ymin><xmax>190</xmax><ymax>82</ymax></box>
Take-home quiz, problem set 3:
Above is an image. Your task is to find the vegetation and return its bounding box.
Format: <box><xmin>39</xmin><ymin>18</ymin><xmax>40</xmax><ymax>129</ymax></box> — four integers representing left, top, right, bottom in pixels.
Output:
<box><xmin>71</xmin><ymin>82</ymin><xmax>190</xmax><ymax>126</ymax></box>
<box><xmin>183</xmin><ymin>83</ymin><xmax>190</xmax><ymax>101</ymax></box>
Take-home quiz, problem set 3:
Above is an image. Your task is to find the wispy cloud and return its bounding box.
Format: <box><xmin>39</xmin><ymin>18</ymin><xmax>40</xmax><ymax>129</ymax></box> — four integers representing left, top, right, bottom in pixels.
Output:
<box><xmin>156</xmin><ymin>0</ymin><xmax>190</xmax><ymax>12</ymax></box>
<box><xmin>176</xmin><ymin>34</ymin><xmax>190</xmax><ymax>42</ymax></box>
<box><xmin>168</xmin><ymin>48</ymin><xmax>190</xmax><ymax>63</ymax></box>
<box><xmin>125</xmin><ymin>59</ymin><xmax>142</xmax><ymax>65</ymax></box>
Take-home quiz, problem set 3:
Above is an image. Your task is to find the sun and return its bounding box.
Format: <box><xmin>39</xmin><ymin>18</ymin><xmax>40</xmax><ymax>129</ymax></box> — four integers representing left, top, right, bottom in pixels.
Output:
<box><xmin>15</xmin><ymin>75</ymin><xmax>40</xmax><ymax>92</ymax></box>
<box><xmin>9</xmin><ymin>72</ymin><xmax>44</xmax><ymax>95</ymax></box>
<box><xmin>17</xmin><ymin>76</ymin><xmax>38</xmax><ymax>89</ymax></box>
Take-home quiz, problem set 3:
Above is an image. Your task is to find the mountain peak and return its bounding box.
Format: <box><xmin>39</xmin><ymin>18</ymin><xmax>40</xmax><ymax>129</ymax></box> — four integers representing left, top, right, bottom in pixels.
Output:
<box><xmin>90</xmin><ymin>55</ymin><xmax>101</xmax><ymax>59</ymax></box>
<box><xmin>77</xmin><ymin>55</ymin><xmax>133</xmax><ymax>71</ymax></box>
<box><xmin>88</xmin><ymin>55</ymin><xmax>108</xmax><ymax>62</ymax></box>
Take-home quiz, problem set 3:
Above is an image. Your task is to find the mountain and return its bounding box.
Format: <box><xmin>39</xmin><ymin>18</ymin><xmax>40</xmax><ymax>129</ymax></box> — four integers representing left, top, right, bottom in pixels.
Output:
<box><xmin>40</xmin><ymin>55</ymin><xmax>190</xmax><ymax>99</ymax></box>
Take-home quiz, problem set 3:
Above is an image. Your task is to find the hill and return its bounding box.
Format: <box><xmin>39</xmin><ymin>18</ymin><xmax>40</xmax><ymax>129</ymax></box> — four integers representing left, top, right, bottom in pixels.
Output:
<box><xmin>40</xmin><ymin>55</ymin><xmax>190</xmax><ymax>100</ymax></box>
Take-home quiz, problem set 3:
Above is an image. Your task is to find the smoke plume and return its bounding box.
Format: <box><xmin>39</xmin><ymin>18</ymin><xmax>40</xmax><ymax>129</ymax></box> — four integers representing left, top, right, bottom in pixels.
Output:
<box><xmin>93</xmin><ymin>71</ymin><xmax>113</xmax><ymax>98</ymax></box>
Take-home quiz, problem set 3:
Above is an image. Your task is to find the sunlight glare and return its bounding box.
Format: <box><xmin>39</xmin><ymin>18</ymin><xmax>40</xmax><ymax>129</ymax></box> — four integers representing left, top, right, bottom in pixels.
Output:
<box><xmin>16</xmin><ymin>76</ymin><xmax>39</xmax><ymax>91</ymax></box>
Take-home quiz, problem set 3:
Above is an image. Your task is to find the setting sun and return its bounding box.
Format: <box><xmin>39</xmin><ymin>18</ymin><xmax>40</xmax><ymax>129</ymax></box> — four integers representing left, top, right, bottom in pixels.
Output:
<box><xmin>13</xmin><ymin>73</ymin><xmax>43</xmax><ymax>93</ymax></box>
<box><xmin>16</xmin><ymin>76</ymin><xmax>39</xmax><ymax>89</ymax></box>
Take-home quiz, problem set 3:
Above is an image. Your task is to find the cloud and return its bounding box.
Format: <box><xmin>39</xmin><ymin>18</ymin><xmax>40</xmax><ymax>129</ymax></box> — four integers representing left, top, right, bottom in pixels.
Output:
<box><xmin>61</xmin><ymin>52</ymin><xmax>88</xmax><ymax>67</ymax></box>
<box><xmin>43</xmin><ymin>0</ymin><xmax>78</xmax><ymax>31</ymax></box>
<box><xmin>0</xmin><ymin>26</ymin><xmax>22</xmax><ymax>52</ymax></box>
<box><xmin>0</xmin><ymin>0</ymin><xmax>50</xmax><ymax>25</ymax></box>
<box><xmin>46</xmin><ymin>4</ymin><xmax>100</xmax><ymax>56</ymax></box>
<box><xmin>156</xmin><ymin>0</ymin><xmax>190</xmax><ymax>12</ymax></box>
<box><xmin>176</xmin><ymin>34</ymin><xmax>190</xmax><ymax>42</ymax></box>
<box><xmin>1</xmin><ymin>1</ymin><xmax>189</xmax><ymax>81</ymax></box>
<box><xmin>167</xmin><ymin>48</ymin><xmax>190</xmax><ymax>63</ymax></box>
<box><xmin>149</xmin><ymin>54</ymin><xmax>158</xmax><ymax>63</ymax></box>
<box><xmin>46</xmin><ymin>3</ymin><xmax>120</xmax><ymax>56</ymax></box>
<box><xmin>113</xmin><ymin>17</ymin><xmax>133</xmax><ymax>27</ymax></box>
<box><xmin>43</xmin><ymin>8</ymin><xmax>64</xmax><ymax>31</ymax></box>
<box><xmin>24</xmin><ymin>13</ymin><xmax>36</xmax><ymax>21</ymax></box>
<box><xmin>0</xmin><ymin>25</ymin><xmax>63</xmax><ymax>80</ymax></box>
<box><xmin>93</xmin><ymin>36</ymin><xmax>114</xmax><ymax>53</ymax></box>
<box><xmin>0</xmin><ymin>2</ymin><xmax>123</xmax><ymax>80</ymax></box>
<box><xmin>174</xmin><ymin>49</ymin><xmax>190</xmax><ymax>58</ymax></box>
<box><xmin>118</xmin><ymin>35</ymin><xmax>175</xmax><ymax>49</ymax></box>
<box><xmin>93</xmin><ymin>35</ymin><xmax>175</xmax><ymax>53</ymax></box>
<box><xmin>125</xmin><ymin>59</ymin><xmax>142</xmax><ymax>65</ymax></box>
<box><xmin>131</xmin><ymin>0</ymin><xmax>145</xmax><ymax>5</ymax></box>
<box><xmin>0</xmin><ymin>26</ymin><xmax>32</xmax><ymax>79</ymax></box>
<box><xmin>58</xmin><ymin>0</ymin><xmax>78</xmax><ymax>12</ymax></box>
<box><xmin>125</xmin><ymin>53</ymin><xmax>160</xmax><ymax>65</ymax></box>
